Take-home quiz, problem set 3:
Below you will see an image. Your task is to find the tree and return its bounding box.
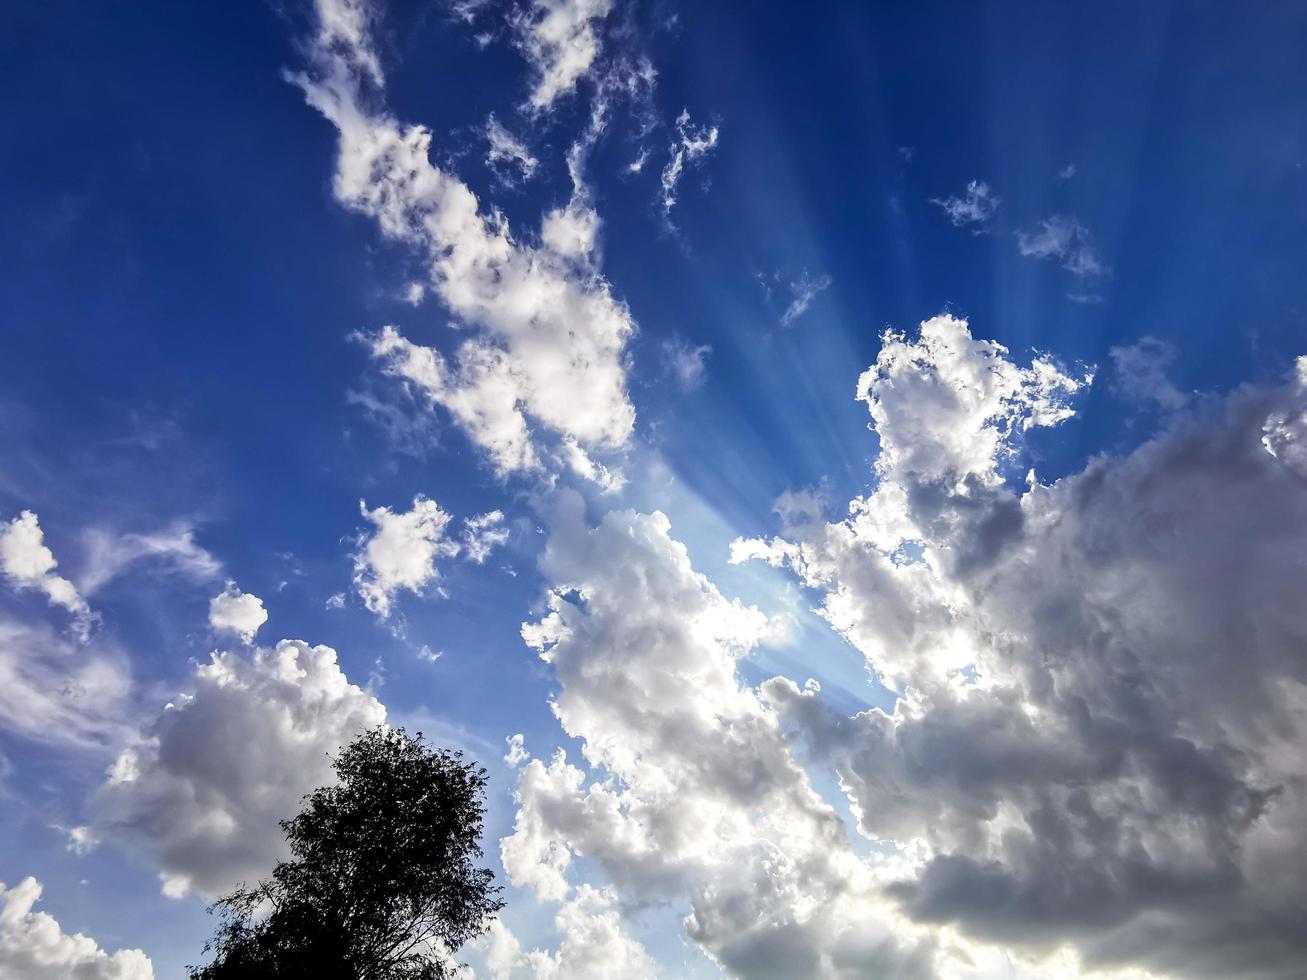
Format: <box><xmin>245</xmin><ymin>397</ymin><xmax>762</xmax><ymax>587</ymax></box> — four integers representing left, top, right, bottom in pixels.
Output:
<box><xmin>189</xmin><ymin>727</ymin><xmax>503</xmax><ymax>979</ymax></box>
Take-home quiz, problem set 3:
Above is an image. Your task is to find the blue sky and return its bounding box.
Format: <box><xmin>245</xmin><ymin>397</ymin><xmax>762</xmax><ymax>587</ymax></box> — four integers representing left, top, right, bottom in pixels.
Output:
<box><xmin>3</xmin><ymin>1</ymin><xmax>1307</xmax><ymax>978</ymax></box>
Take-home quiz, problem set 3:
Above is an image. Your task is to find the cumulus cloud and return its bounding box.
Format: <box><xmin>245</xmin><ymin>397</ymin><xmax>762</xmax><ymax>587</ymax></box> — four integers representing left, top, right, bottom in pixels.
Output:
<box><xmin>0</xmin><ymin>510</ymin><xmax>91</xmax><ymax>634</ymax></box>
<box><xmin>1016</xmin><ymin>214</ymin><xmax>1106</xmax><ymax>278</ymax></box>
<box><xmin>1109</xmin><ymin>336</ymin><xmax>1188</xmax><ymax>412</ymax></box>
<box><xmin>91</xmin><ymin>638</ymin><xmax>386</xmax><ymax>899</ymax></box>
<box><xmin>354</xmin><ymin>496</ymin><xmax>459</xmax><ymax>619</ymax></box>
<box><xmin>298</xmin><ymin>0</ymin><xmax>636</xmax><ymax>480</ymax></box>
<box><xmin>732</xmin><ymin>314</ymin><xmax>1307</xmax><ymax>977</ymax></box>
<box><xmin>483</xmin><ymin>113</ymin><xmax>538</xmax><ymax>186</ymax></box>
<box><xmin>353</xmin><ymin>495</ymin><xmax>507</xmax><ymax>618</ymax></box>
<box><xmin>660</xmin><ymin>109</ymin><xmax>719</xmax><ymax>217</ymax></box>
<box><xmin>931</xmin><ymin>180</ymin><xmax>1000</xmax><ymax>230</ymax></box>
<box><xmin>511</xmin><ymin>0</ymin><xmax>611</xmax><ymax>112</ymax></box>
<box><xmin>0</xmin><ymin>876</ymin><xmax>154</xmax><ymax>980</ymax></box>
<box><xmin>502</xmin><ymin>496</ymin><xmax>943</xmax><ymax>977</ymax></box>
<box><xmin>207</xmin><ymin>583</ymin><xmax>268</xmax><ymax>643</ymax></box>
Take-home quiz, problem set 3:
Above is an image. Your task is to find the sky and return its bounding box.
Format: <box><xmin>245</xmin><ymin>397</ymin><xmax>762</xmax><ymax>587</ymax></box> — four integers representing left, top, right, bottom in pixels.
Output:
<box><xmin>2</xmin><ymin>0</ymin><xmax>1307</xmax><ymax>977</ymax></box>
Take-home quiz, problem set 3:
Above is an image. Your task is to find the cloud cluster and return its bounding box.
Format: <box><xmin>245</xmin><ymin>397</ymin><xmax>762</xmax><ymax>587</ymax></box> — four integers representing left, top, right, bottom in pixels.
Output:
<box><xmin>299</xmin><ymin>0</ymin><xmax>637</xmax><ymax>481</ymax></box>
<box><xmin>733</xmin><ymin>315</ymin><xmax>1307</xmax><ymax>977</ymax></box>
<box><xmin>91</xmin><ymin>638</ymin><xmax>386</xmax><ymax>898</ymax></box>
<box><xmin>0</xmin><ymin>877</ymin><xmax>154</xmax><ymax>980</ymax></box>
<box><xmin>502</xmin><ymin>496</ymin><xmax>943</xmax><ymax>977</ymax></box>
<box><xmin>353</xmin><ymin>495</ymin><xmax>507</xmax><ymax>619</ymax></box>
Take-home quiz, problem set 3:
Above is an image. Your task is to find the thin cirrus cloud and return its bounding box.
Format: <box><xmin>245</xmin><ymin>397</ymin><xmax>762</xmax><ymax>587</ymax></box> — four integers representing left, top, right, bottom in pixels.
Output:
<box><xmin>930</xmin><ymin>179</ymin><xmax>1000</xmax><ymax>230</ymax></box>
<box><xmin>660</xmin><ymin>108</ymin><xmax>720</xmax><ymax>219</ymax></box>
<box><xmin>1016</xmin><ymin>213</ymin><xmax>1107</xmax><ymax>278</ymax></box>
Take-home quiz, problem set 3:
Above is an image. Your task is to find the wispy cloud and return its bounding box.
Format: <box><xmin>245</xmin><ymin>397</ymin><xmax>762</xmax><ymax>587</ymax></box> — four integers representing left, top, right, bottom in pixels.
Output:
<box><xmin>930</xmin><ymin>179</ymin><xmax>1000</xmax><ymax>230</ymax></box>
<box><xmin>1016</xmin><ymin>214</ymin><xmax>1107</xmax><ymax>278</ymax></box>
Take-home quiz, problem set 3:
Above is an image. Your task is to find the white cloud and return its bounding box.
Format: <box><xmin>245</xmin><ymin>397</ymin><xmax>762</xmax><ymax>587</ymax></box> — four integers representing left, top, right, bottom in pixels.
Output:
<box><xmin>511</xmin><ymin>0</ymin><xmax>612</xmax><ymax>113</ymax></box>
<box><xmin>1016</xmin><ymin>214</ymin><xmax>1106</xmax><ymax>278</ymax></box>
<box><xmin>661</xmin><ymin>109</ymin><xmax>719</xmax><ymax>217</ymax></box>
<box><xmin>931</xmin><ymin>180</ymin><xmax>1000</xmax><ymax>230</ymax></box>
<box><xmin>91</xmin><ymin>638</ymin><xmax>386</xmax><ymax>899</ymax></box>
<box><xmin>660</xmin><ymin>337</ymin><xmax>711</xmax><ymax>391</ymax></box>
<box><xmin>298</xmin><ymin>0</ymin><xmax>636</xmax><ymax>480</ymax></box>
<box><xmin>732</xmin><ymin>314</ymin><xmax>1307</xmax><ymax>977</ymax></box>
<box><xmin>77</xmin><ymin>524</ymin><xmax>221</xmax><ymax>596</ymax></box>
<box><xmin>502</xmin><ymin>496</ymin><xmax>941</xmax><ymax>977</ymax></box>
<box><xmin>0</xmin><ymin>511</ymin><xmax>91</xmax><ymax>634</ymax></box>
<box><xmin>1058</xmin><ymin>163</ymin><xmax>1077</xmax><ymax>179</ymax></box>
<box><xmin>0</xmin><ymin>877</ymin><xmax>154</xmax><ymax>980</ymax></box>
<box><xmin>0</xmin><ymin>617</ymin><xmax>133</xmax><ymax>749</ymax></box>
<box><xmin>779</xmin><ymin>270</ymin><xmax>833</xmax><ymax>327</ymax></box>
<box><xmin>354</xmin><ymin>496</ymin><xmax>459</xmax><ymax>619</ymax></box>
<box><xmin>207</xmin><ymin>583</ymin><xmax>268</xmax><ymax>643</ymax></box>
<box><xmin>1109</xmin><ymin>336</ymin><xmax>1188</xmax><ymax>411</ymax></box>
<box><xmin>462</xmin><ymin>510</ymin><xmax>509</xmax><ymax>564</ymax></box>
<box><xmin>484</xmin><ymin>113</ymin><xmax>538</xmax><ymax>185</ymax></box>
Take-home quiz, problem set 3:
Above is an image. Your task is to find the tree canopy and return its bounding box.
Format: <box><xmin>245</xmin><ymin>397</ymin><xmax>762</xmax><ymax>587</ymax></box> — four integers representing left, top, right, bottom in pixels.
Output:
<box><xmin>189</xmin><ymin>726</ymin><xmax>502</xmax><ymax>979</ymax></box>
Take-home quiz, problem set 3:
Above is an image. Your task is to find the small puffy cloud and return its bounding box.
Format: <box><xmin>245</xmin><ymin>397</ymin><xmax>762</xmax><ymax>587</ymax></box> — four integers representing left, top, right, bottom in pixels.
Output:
<box><xmin>0</xmin><ymin>877</ymin><xmax>154</xmax><ymax>980</ymax></box>
<box><xmin>0</xmin><ymin>510</ymin><xmax>91</xmax><ymax>632</ymax></box>
<box><xmin>1058</xmin><ymin>163</ymin><xmax>1077</xmax><ymax>179</ymax></box>
<box><xmin>504</xmin><ymin>732</ymin><xmax>529</xmax><ymax>767</ymax></box>
<box><xmin>354</xmin><ymin>496</ymin><xmax>459</xmax><ymax>619</ymax></box>
<box><xmin>1017</xmin><ymin>214</ymin><xmax>1106</xmax><ymax>278</ymax></box>
<box><xmin>660</xmin><ymin>337</ymin><xmax>711</xmax><ymax>391</ymax></box>
<box><xmin>1109</xmin><ymin>336</ymin><xmax>1188</xmax><ymax>411</ymax></box>
<box><xmin>780</xmin><ymin>270</ymin><xmax>833</xmax><ymax>327</ymax></box>
<box><xmin>512</xmin><ymin>0</ymin><xmax>612</xmax><ymax>112</ymax></box>
<box><xmin>484</xmin><ymin>113</ymin><xmax>538</xmax><ymax>186</ymax></box>
<box><xmin>207</xmin><ymin>583</ymin><xmax>268</xmax><ymax>643</ymax></box>
<box><xmin>661</xmin><ymin>109</ymin><xmax>719</xmax><ymax>217</ymax></box>
<box><xmin>931</xmin><ymin>180</ymin><xmax>1000</xmax><ymax>230</ymax></box>
<box><xmin>91</xmin><ymin>638</ymin><xmax>386</xmax><ymax>899</ymax></box>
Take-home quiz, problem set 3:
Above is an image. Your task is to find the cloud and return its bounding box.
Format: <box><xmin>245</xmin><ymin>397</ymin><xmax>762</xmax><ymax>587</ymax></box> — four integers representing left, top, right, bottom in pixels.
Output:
<box><xmin>511</xmin><ymin>0</ymin><xmax>612</xmax><ymax>112</ymax></box>
<box><xmin>1016</xmin><ymin>214</ymin><xmax>1107</xmax><ymax>278</ymax></box>
<box><xmin>931</xmin><ymin>180</ymin><xmax>1000</xmax><ymax>230</ymax></box>
<box><xmin>354</xmin><ymin>496</ymin><xmax>460</xmax><ymax>619</ymax></box>
<box><xmin>732</xmin><ymin>315</ymin><xmax>1307</xmax><ymax>977</ymax></box>
<box><xmin>0</xmin><ymin>877</ymin><xmax>154</xmax><ymax>980</ymax></box>
<box><xmin>353</xmin><ymin>496</ymin><xmax>508</xmax><ymax>618</ymax></box>
<box><xmin>77</xmin><ymin>524</ymin><xmax>221</xmax><ymax>596</ymax></box>
<box><xmin>502</xmin><ymin>495</ymin><xmax>941</xmax><ymax>977</ymax></box>
<box><xmin>660</xmin><ymin>109</ymin><xmax>719</xmax><ymax>217</ymax></box>
<box><xmin>207</xmin><ymin>583</ymin><xmax>268</xmax><ymax>643</ymax></box>
<box><xmin>1109</xmin><ymin>336</ymin><xmax>1188</xmax><ymax>411</ymax></box>
<box><xmin>0</xmin><ymin>510</ymin><xmax>91</xmax><ymax>634</ymax></box>
<box><xmin>297</xmin><ymin>0</ymin><xmax>636</xmax><ymax>480</ymax></box>
<box><xmin>779</xmin><ymin>271</ymin><xmax>833</xmax><ymax>327</ymax></box>
<box><xmin>660</xmin><ymin>337</ymin><xmax>711</xmax><ymax>391</ymax></box>
<box><xmin>91</xmin><ymin>638</ymin><xmax>386</xmax><ymax>899</ymax></box>
<box><xmin>0</xmin><ymin>617</ymin><xmax>133</xmax><ymax>749</ymax></box>
<box><xmin>484</xmin><ymin>113</ymin><xmax>538</xmax><ymax>186</ymax></box>
<box><xmin>461</xmin><ymin>510</ymin><xmax>509</xmax><ymax>564</ymax></box>
<box><xmin>1058</xmin><ymin>163</ymin><xmax>1077</xmax><ymax>179</ymax></box>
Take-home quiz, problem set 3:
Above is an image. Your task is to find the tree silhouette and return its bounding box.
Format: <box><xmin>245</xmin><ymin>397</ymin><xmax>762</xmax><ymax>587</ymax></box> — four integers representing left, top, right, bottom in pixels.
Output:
<box><xmin>189</xmin><ymin>727</ymin><xmax>503</xmax><ymax>979</ymax></box>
